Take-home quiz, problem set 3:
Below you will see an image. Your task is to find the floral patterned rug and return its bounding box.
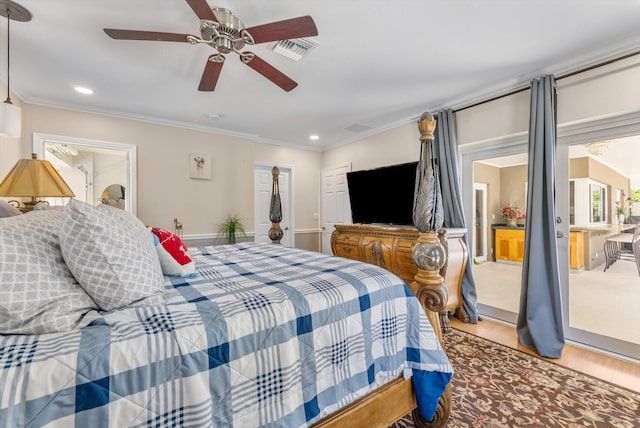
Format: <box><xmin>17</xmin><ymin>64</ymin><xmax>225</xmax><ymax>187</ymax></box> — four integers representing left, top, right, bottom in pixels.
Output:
<box><xmin>393</xmin><ymin>328</ymin><xmax>640</xmax><ymax>427</ymax></box>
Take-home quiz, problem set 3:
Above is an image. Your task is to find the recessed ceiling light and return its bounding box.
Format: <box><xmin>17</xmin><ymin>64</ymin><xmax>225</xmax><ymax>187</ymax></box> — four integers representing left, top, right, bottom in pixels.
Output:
<box><xmin>309</xmin><ymin>134</ymin><xmax>319</xmax><ymax>140</ymax></box>
<box><xmin>74</xmin><ymin>86</ymin><xmax>93</xmax><ymax>95</ymax></box>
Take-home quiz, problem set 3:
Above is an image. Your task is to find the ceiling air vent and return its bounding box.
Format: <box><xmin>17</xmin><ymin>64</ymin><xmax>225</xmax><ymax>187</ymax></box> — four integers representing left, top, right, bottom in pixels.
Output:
<box><xmin>272</xmin><ymin>38</ymin><xmax>317</xmax><ymax>61</ymax></box>
<box><xmin>344</xmin><ymin>123</ymin><xmax>372</xmax><ymax>133</ymax></box>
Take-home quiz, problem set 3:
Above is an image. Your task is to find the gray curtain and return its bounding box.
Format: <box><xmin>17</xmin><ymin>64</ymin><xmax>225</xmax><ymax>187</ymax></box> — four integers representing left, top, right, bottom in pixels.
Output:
<box><xmin>432</xmin><ymin>109</ymin><xmax>479</xmax><ymax>323</ymax></box>
<box><xmin>517</xmin><ymin>75</ymin><xmax>565</xmax><ymax>358</ymax></box>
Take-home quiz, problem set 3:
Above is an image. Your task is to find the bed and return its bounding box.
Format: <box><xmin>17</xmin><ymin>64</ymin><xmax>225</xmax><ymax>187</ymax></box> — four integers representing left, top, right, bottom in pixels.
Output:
<box><xmin>0</xmin><ymin>199</ymin><xmax>452</xmax><ymax>427</ymax></box>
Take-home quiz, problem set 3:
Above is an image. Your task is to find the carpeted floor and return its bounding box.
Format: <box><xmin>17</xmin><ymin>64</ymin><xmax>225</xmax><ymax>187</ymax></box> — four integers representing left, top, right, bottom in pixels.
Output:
<box><xmin>393</xmin><ymin>329</ymin><xmax>640</xmax><ymax>427</ymax></box>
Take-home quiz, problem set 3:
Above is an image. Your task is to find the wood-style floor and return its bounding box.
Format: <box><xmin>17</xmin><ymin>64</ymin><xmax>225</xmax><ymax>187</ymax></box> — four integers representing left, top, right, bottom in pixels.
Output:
<box><xmin>450</xmin><ymin>317</ymin><xmax>640</xmax><ymax>393</ymax></box>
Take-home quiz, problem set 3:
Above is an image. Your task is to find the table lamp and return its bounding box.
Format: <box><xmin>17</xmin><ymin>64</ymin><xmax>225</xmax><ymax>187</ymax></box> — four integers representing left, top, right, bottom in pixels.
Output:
<box><xmin>0</xmin><ymin>153</ymin><xmax>75</xmax><ymax>212</ymax></box>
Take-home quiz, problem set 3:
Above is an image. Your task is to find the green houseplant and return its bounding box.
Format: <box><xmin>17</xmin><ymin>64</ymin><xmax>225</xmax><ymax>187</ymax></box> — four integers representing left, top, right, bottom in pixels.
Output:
<box><xmin>218</xmin><ymin>213</ymin><xmax>246</xmax><ymax>244</ymax></box>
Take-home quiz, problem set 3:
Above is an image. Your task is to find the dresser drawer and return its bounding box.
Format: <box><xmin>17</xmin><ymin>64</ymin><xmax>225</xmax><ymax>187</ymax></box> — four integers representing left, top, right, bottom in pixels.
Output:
<box><xmin>396</xmin><ymin>238</ymin><xmax>416</xmax><ymax>252</ymax></box>
<box><xmin>396</xmin><ymin>264</ymin><xmax>418</xmax><ymax>284</ymax></box>
<box><xmin>334</xmin><ymin>233</ymin><xmax>360</xmax><ymax>245</ymax></box>
<box><xmin>395</xmin><ymin>250</ymin><xmax>416</xmax><ymax>267</ymax></box>
<box><xmin>334</xmin><ymin>243</ymin><xmax>359</xmax><ymax>260</ymax></box>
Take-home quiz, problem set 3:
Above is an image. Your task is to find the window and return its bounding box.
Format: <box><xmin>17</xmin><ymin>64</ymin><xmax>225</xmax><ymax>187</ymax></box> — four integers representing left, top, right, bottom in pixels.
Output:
<box><xmin>569</xmin><ymin>178</ymin><xmax>608</xmax><ymax>226</ymax></box>
<box><xmin>589</xmin><ymin>182</ymin><xmax>606</xmax><ymax>223</ymax></box>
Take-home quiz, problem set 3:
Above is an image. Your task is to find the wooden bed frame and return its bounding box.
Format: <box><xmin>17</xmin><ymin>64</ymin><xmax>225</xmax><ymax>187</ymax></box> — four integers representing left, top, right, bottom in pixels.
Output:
<box><xmin>268</xmin><ymin>115</ymin><xmax>453</xmax><ymax>428</ymax></box>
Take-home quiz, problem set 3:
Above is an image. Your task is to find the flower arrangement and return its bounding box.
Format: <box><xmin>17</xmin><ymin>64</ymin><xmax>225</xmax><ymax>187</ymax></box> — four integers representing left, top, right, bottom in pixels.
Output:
<box><xmin>217</xmin><ymin>213</ymin><xmax>246</xmax><ymax>244</ymax></box>
<box><xmin>502</xmin><ymin>203</ymin><xmax>526</xmax><ymax>220</ymax></box>
<box><xmin>615</xmin><ymin>191</ymin><xmax>632</xmax><ymax>216</ymax></box>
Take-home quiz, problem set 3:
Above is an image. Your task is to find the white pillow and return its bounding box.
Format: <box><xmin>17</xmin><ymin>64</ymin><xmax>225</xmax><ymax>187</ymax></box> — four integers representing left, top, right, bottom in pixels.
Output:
<box><xmin>0</xmin><ymin>200</ymin><xmax>22</xmax><ymax>218</ymax></box>
<box><xmin>0</xmin><ymin>209</ymin><xmax>100</xmax><ymax>334</ymax></box>
<box><xmin>60</xmin><ymin>199</ymin><xmax>165</xmax><ymax>311</ymax></box>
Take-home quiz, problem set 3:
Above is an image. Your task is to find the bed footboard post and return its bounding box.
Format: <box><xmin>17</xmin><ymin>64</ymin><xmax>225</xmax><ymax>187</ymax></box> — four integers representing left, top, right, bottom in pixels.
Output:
<box><xmin>409</xmin><ymin>232</ymin><xmax>448</xmax><ymax>342</ymax></box>
<box><xmin>269</xmin><ymin>166</ymin><xmax>284</xmax><ymax>244</ymax></box>
<box><xmin>409</xmin><ymin>111</ymin><xmax>451</xmax><ymax>427</ymax></box>
<box><xmin>411</xmin><ymin>112</ymin><xmax>448</xmax><ymax>340</ymax></box>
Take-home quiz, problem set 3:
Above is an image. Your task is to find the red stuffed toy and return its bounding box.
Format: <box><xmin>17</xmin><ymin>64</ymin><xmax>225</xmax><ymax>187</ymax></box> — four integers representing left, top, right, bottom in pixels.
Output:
<box><xmin>150</xmin><ymin>227</ymin><xmax>196</xmax><ymax>278</ymax></box>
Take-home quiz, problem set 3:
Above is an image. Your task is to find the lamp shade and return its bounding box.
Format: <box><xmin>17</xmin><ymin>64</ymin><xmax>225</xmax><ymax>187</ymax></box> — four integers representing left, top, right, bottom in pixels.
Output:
<box><xmin>0</xmin><ymin>153</ymin><xmax>75</xmax><ymax>198</ymax></box>
<box><xmin>0</xmin><ymin>101</ymin><xmax>21</xmax><ymax>137</ymax></box>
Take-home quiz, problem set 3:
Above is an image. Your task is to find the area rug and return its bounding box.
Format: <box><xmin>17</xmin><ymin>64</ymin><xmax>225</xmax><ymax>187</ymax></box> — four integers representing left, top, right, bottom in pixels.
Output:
<box><xmin>392</xmin><ymin>329</ymin><xmax>640</xmax><ymax>427</ymax></box>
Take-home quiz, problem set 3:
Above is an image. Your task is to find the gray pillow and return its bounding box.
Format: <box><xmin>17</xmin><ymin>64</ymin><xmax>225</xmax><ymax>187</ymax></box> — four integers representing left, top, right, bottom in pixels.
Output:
<box><xmin>0</xmin><ymin>209</ymin><xmax>100</xmax><ymax>334</ymax></box>
<box><xmin>0</xmin><ymin>200</ymin><xmax>22</xmax><ymax>217</ymax></box>
<box><xmin>60</xmin><ymin>199</ymin><xmax>165</xmax><ymax>311</ymax></box>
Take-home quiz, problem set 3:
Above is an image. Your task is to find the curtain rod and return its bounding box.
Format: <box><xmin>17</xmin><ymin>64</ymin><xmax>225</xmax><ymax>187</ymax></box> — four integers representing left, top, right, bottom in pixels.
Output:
<box><xmin>454</xmin><ymin>49</ymin><xmax>640</xmax><ymax>113</ymax></box>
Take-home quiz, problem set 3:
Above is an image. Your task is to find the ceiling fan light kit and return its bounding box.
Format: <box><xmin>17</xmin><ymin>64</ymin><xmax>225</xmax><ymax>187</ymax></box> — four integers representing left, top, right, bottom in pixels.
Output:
<box><xmin>104</xmin><ymin>0</ymin><xmax>318</xmax><ymax>92</ymax></box>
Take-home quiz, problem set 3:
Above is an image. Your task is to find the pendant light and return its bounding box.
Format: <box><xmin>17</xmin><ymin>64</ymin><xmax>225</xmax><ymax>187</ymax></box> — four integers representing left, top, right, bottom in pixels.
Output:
<box><xmin>0</xmin><ymin>1</ymin><xmax>31</xmax><ymax>138</ymax></box>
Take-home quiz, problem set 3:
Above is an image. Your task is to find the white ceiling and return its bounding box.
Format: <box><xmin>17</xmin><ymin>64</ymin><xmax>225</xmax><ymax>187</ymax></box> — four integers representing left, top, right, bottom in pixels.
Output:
<box><xmin>3</xmin><ymin>0</ymin><xmax>640</xmax><ymax>151</ymax></box>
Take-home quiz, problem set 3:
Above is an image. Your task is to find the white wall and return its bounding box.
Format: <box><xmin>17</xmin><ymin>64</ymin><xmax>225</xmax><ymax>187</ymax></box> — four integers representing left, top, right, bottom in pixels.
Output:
<box><xmin>322</xmin><ymin>123</ymin><xmax>420</xmax><ymax>172</ymax></box>
<box><xmin>7</xmin><ymin>103</ymin><xmax>322</xmax><ymax>240</ymax></box>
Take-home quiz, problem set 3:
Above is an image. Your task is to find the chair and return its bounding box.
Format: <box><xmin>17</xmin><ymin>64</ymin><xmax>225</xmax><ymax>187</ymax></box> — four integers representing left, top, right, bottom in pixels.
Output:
<box><xmin>603</xmin><ymin>223</ymin><xmax>640</xmax><ymax>275</ymax></box>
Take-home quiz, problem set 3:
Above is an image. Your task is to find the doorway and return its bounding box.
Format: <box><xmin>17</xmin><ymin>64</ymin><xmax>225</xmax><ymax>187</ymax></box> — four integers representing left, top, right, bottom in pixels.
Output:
<box><xmin>462</xmin><ymin>112</ymin><xmax>640</xmax><ymax>360</ymax></box>
<box><xmin>465</xmin><ymin>151</ymin><xmax>528</xmax><ymax>324</ymax></box>
<box><xmin>473</xmin><ymin>182</ymin><xmax>488</xmax><ymax>262</ymax></box>
<box><xmin>558</xmin><ymin>134</ymin><xmax>640</xmax><ymax>360</ymax></box>
<box><xmin>321</xmin><ymin>165</ymin><xmax>351</xmax><ymax>254</ymax></box>
<box><xmin>253</xmin><ymin>164</ymin><xmax>294</xmax><ymax>247</ymax></box>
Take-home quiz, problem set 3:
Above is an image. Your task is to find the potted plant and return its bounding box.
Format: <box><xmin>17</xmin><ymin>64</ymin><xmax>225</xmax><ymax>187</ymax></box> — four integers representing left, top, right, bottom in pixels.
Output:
<box><xmin>615</xmin><ymin>191</ymin><xmax>632</xmax><ymax>225</ymax></box>
<box><xmin>218</xmin><ymin>213</ymin><xmax>246</xmax><ymax>244</ymax></box>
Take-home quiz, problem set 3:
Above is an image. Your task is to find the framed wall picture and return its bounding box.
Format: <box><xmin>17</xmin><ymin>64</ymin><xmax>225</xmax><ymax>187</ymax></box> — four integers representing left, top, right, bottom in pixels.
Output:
<box><xmin>189</xmin><ymin>153</ymin><xmax>211</xmax><ymax>180</ymax></box>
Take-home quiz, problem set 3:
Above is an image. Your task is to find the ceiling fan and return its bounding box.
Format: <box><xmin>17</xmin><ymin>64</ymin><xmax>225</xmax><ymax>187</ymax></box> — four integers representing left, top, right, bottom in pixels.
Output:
<box><xmin>104</xmin><ymin>0</ymin><xmax>318</xmax><ymax>92</ymax></box>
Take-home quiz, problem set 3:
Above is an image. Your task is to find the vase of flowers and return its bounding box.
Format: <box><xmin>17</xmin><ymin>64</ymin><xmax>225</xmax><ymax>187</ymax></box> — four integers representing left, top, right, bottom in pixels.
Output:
<box><xmin>615</xmin><ymin>191</ymin><xmax>632</xmax><ymax>225</ymax></box>
<box><xmin>502</xmin><ymin>203</ymin><xmax>525</xmax><ymax>227</ymax></box>
<box><xmin>218</xmin><ymin>213</ymin><xmax>246</xmax><ymax>244</ymax></box>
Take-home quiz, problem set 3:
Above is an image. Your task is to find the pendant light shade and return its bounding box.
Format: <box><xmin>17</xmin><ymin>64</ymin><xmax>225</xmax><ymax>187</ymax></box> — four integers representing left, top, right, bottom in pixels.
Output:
<box><xmin>0</xmin><ymin>100</ymin><xmax>20</xmax><ymax>137</ymax></box>
<box><xmin>0</xmin><ymin>1</ymin><xmax>31</xmax><ymax>138</ymax></box>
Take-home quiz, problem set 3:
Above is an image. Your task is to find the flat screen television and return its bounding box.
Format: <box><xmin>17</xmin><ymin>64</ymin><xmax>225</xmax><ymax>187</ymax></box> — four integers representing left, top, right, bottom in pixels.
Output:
<box><xmin>347</xmin><ymin>161</ymin><xmax>418</xmax><ymax>225</ymax></box>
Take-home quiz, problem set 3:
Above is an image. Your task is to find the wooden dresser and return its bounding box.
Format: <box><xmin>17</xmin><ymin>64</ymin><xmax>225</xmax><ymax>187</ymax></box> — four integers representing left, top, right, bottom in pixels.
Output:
<box><xmin>331</xmin><ymin>224</ymin><xmax>469</xmax><ymax>322</ymax></box>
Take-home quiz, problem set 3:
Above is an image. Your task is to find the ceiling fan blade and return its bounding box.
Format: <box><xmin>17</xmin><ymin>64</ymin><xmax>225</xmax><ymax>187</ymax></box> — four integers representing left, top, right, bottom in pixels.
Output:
<box><xmin>241</xmin><ymin>53</ymin><xmax>298</xmax><ymax>92</ymax></box>
<box><xmin>244</xmin><ymin>16</ymin><xmax>318</xmax><ymax>44</ymax></box>
<box><xmin>104</xmin><ymin>28</ymin><xmax>192</xmax><ymax>42</ymax></box>
<box><xmin>198</xmin><ymin>55</ymin><xmax>225</xmax><ymax>91</ymax></box>
<box><xmin>185</xmin><ymin>0</ymin><xmax>218</xmax><ymax>22</ymax></box>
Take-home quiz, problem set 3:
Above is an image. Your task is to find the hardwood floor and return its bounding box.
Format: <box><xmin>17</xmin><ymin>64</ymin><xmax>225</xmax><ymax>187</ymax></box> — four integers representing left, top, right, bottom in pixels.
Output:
<box><xmin>450</xmin><ymin>317</ymin><xmax>640</xmax><ymax>393</ymax></box>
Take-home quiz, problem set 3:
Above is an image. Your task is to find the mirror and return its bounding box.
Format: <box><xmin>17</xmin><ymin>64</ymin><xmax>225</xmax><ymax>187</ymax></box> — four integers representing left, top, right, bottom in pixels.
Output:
<box><xmin>33</xmin><ymin>133</ymin><xmax>137</xmax><ymax>214</ymax></box>
<box><xmin>101</xmin><ymin>184</ymin><xmax>126</xmax><ymax>209</ymax></box>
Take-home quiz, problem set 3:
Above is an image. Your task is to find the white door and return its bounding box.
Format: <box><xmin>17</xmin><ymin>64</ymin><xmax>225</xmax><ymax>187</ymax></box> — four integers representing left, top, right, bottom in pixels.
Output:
<box><xmin>254</xmin><ymin>164</ymin><xmax>294</xmax><ymax>247</ymax></box>
<box><xmin>473</xmin><ymin>182</ymin><xmax>488</xmax><ymax>262</ymax></box>
<box><xmin>321</xmin><ymin>165</ymin><xmax>352</xmax><ymax>254</ymax></box>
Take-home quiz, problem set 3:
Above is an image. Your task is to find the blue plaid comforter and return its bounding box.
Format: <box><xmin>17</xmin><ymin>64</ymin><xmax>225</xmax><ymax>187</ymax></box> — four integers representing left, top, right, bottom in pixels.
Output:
<box><xmin>0</xmin><ymin>242</ymin><xmax>452</xmax><ymax>427</ymax></box>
